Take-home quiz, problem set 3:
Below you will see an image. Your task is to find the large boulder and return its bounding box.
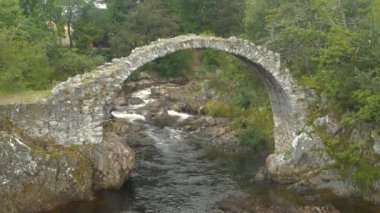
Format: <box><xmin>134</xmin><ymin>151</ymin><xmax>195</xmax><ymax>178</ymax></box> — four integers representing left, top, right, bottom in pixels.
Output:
<box><xmin>80</xmin><ymin>132</ymin><xmax>135</xmax><ymax>190</ymax></box>
<box><xmin>0</xmin><ymin>131</ymin><xmax>135</xmax><ymax>212</ymax></box>
<box><xmin>0</xmin><ymin>133</ymin><xmax>93</xmax><ymax>212</ymax></box>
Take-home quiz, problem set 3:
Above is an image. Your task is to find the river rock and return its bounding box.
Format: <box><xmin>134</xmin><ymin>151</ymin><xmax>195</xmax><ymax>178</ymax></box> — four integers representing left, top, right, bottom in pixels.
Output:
<box><xmin>81</xmin><ymin>132</ymin><xmax>135</xmax><ymax>190</ymax></box>
<box><xmin>171</xmin><ymin>102</ymin><xmax>197</xmax><ymax>114</ymax></box>
<box><xmin>129</xmin><ymin>97</ymin><xmax>145</xmax><ymax>105</ymax></box>
<box><xmin>313</xmin><ymin>115</ymin><xmax>339</xmax><ymax>135</ymax></box>
<box><xmin>113</xmin><ymin>95</ymin><xmax>128</xmax><ymax>106</ymax></box>
<box><xmin>0</xmin><ymin>132</ymin><xmax>93</xmax><ymax>212</ymax></box>
<box><xmin>291</xmin><ymin>129</ymin><xmax>332</xmax><ymax>167</ymax></box>
<box><xmin>151</xmin><ymin>86</ymin><xmax>166</xmax><ymax>96</ymax></box>
<box><xmin>205</xmin><ymin>116</ymin><xmax>217</xmax><ymax>126</ymax></box>
<box><xmin>266</xmin><ymin>126</ymin><xmax>335</xmax><ymax>184</ymax></box>
<box><xmin>0</xmin><ymin>129</ymin><xmax>135</xmax><ymax>212</ymax></box>
<box><xmin>139</xmin><ymin>72</ymin><xmax>153</xmax><ymax>80</ymax></box>
<box><xmin>254</xmin><ymin>167</ymin><xmax>268</xmax><ymax>181</ymax></box>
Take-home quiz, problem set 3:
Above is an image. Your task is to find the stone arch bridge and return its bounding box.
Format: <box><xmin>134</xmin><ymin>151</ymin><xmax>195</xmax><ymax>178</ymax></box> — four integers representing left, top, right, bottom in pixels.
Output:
<box><xmin>0</xmin><ymin>35</ymin><xmax>328</xmax><ymax>178</ymax></box>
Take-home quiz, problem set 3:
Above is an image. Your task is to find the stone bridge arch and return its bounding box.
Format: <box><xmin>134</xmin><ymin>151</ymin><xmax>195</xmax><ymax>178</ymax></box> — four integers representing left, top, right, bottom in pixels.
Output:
<box><xmin>1</xmin><ymin>35</ymin><xmax>319</xmax><ymax>176</ymax></box>
<box><xmin>47</xmin><ymin>35</ymin><xmax>308</xmax><ymax>154</ymax></box>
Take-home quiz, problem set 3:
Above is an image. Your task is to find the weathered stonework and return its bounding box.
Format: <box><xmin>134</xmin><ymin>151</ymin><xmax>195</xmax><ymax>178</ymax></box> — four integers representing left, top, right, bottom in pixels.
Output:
<box><xmin>0</xmin><ymin>35</ymin><xmax>317</xmax><ymax>178</ymax></box>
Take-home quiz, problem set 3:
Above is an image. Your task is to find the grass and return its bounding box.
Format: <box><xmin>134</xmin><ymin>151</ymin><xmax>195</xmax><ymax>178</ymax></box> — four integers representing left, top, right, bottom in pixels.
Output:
<box><xmin>0</xmin><ymin>90</ymin><xmax>51</xmax><ymax>105</ymax></box>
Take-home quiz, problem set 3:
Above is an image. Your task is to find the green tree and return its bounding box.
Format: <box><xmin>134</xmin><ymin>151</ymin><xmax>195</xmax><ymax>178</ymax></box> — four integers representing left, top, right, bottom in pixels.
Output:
<box><xmin>57</xmin><ymin>0</ymin><xmax>87</xmax><ymax>48</ymax></box>
<box><xmin>0</xmin><ymin>36</ymin><xmax>54</xmax><ymax>92</ymax></box>
<box><xmin>105</xmin><ymin>0</ymin><xmax>179</xmax><ymax>56</ymax></box>
<box><xmin>0</xmin><ymin>1</ymin><xmax>54</xmax><ymax>92</ymax></box>
<box><xmin>19</xmin><ymin>0</ymin><xmax>62</xmax><ymax>23</ymax></box>
<box><xmin>176</xmin><ymin>0</ymin><xmax>245</xmax><ymax>36</ymax></box>
<box><xmin>245</xmin><ymin>0</ymin><xmax>380</xmax><ymax>124</ymax></box>
<box><xmin>73</xmin><ymin>2</ymin><xmax>110</xmax><ymax>49</ymax></box>
<box><xmin>243</xmin><ymin>0</ymin><xmax>279</xmax><ymax>42</ymax></box>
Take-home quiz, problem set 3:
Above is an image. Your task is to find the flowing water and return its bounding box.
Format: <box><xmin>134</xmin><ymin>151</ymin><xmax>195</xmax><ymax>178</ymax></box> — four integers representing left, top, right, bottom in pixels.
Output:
<box><xmin>47</xmin><ymin>87</ymin><xmax>379</xmax><ymax>213</ymax></box>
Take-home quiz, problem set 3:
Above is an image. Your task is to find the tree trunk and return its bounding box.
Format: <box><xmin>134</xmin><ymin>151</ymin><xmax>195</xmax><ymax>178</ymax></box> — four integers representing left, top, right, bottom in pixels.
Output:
<box><xmin>67</xmin><ymin>24</ymin><xmax>73</xmax><ymax>48</ymax></box>
<box><xmin>67</xmin><ymin>7</ymin><xmax>73</xmax><ymax>48</ymax></box>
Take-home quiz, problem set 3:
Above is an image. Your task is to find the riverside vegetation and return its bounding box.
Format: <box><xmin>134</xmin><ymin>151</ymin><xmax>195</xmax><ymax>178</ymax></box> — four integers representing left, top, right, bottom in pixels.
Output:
<box><xmin>0</xmin><ymin>0</ymin><xmax>380</xmax><ymax>206</ymax></box>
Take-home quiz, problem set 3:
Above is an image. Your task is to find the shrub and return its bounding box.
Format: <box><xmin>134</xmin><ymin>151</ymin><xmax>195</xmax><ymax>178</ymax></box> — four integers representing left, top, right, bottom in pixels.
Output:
<box><xmin>239</xmin><ymin>127</ymin><xmax>266</xmax><ymax>150</ymax></box>
<box><xmin>205</xmin><ymin>100</ymin><xmax>232</xmax><ymax>117</ymax></box>
<box><xmin>48</xmin><ymin>47</ymin><xmax>105</xmax><ymax>80</ymax></box>
<box><xmin>147</xmin><ymin>50</ymin><xmax>192</xmax><ymax>77</ymax></box>
<box><xmin>0</xmin><ymin>33</ymin><xmax>54</xmax><ymax>93</ymax></box>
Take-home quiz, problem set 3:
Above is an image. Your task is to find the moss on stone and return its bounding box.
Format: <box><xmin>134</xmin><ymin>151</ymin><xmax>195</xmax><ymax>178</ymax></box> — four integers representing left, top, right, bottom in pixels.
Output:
<box><xmin>22</xmin><ymin>182</ymin><xmax>34</xmax><ymax>193</ymax></box>
<box><xmin>0</xmin><ymin>117</ymin><xmax>14</xmax><ymax>132</ymax></box>
<box><xmin>354</xmin><ymin>163</ymin><xmax>380</xmax><ymax>194</ymax></box>
<box><xmin>315</xmin><ymin>124</ymin><xmax>380</xmax><ymax>194</ymax></box>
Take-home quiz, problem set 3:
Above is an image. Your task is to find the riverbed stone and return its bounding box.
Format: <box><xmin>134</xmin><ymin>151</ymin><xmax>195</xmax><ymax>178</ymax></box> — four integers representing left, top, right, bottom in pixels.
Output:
<box><xmin>205</xmin><ymin>116</ymin><xmax>217</xmax><ymax>126</ymax></box>
<box><xmin>129</xmin><ymin>97</ymin><xmax>145</xmax><ymax>105</ymax></box>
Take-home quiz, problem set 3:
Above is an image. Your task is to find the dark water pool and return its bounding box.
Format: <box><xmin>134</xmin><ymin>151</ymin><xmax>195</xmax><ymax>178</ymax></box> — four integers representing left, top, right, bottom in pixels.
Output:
<box><xmin>45</xmin><ymin>126</ymin><xmax>379</xmax><ymax>213</ymax></box>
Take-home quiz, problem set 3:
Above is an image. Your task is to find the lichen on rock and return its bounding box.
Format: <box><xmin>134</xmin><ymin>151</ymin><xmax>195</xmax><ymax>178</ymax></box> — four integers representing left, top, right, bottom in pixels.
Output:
<box><xmin>0</xmin><ymin>132</ymin><xmax>93</xmax><ymax>212</ymax></box>
<box><xmin>0</xmin><ymin>129</ymin><xmax>135</xmax><ymax>212</ymax></box>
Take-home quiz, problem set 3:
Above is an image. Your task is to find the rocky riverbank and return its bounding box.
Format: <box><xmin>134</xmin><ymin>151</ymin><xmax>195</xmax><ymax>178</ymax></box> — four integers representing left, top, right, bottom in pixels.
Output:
<box><xmin>111</xmin><ymin>72</ymin><xmax>253</xmax><ymax>153</ymax></box>
<box><xmin>1</xmin><ymin>70</ymin><xmax>379</xmax><ymax>211</ymax></box>
<box><xmin>0</xmin><ymin>71</ymin><xmax>238</xmax><ymax>212</ymax></box>
<box><xmin>112</xmin><ymin>71</ymin><xmax>380</xmax><ymax>206</ymax></box>
<box><xmin>0</xmin><ymin>120</ymin><xmax>134</xmax><ymax>212</ymax></box>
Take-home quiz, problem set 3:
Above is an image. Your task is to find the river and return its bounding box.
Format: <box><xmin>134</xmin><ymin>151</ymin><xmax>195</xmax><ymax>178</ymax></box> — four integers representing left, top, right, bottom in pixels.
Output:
<box><xmin>45</xmin><ymin>86</ymin><xmax>379</xmax><ymax>213</ymax></box>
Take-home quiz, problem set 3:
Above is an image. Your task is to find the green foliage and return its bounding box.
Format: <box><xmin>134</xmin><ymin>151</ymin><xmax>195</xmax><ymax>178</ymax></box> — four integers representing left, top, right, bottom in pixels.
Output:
<box><xmin>49</xmin><ymin>47</ymin><xmax>104</xmax><ymax>79</ymax></box>
<box><xmin>146</xmin><ymin>51</ymin><xmax>192</xmax><ymax>77</ymax></box>
<box><xmin>316</xmin><ymin>126</ymin><xmax>380</xmax><ymax>193</ymax></box>
<box><xmin>105</xmin><ymin>0</ymin><xmax>180</xmax><ymax>56</ymax></box>
<box><xmin>239</xmin><ymin>127</ymin><xmax>266</xmax><ymax>150</ymax></box>
<box><xmin>0</xmin><ymin>30</ymin><xmax>53</xmax><ymax>92</ymax></box>
<box><xmin>197</xmin><ymin>50</ymin><xmax>274</xmax><ymax>151</ymax></box>
<box><xmin>319</xmin><ymin>128</ymin><xmax>360</xmax><ymax>165</ymax></box>
<box><xmin>234</xmin><ymin>90</ymin><xmax>252</xmax><ymax>109</ymax></box>
<box><xmin>205</xmin><ymin>100</ymin><xmax>232</xmax><ymax>117</ymax></box>
<box><xmin>244</xmin><ymin>0</ymin><xmax>380</xmax><ymax>128</ymax></box>
<box><xmin>73</xmin><ymin>3</ymin><xmax>110</xmax><ymax>49</ymax></box>
<box><xmin>19</xmin><ymin>0</ymin><xmax>63</xmax><ymax>24</ymax></box>
<box><xmin>354</xmin><ymin>163</ymin><xmax>380</xmax><ymax>194</ymax></box>
<box><xmin>0</xmin><ymin>0</ymin><xmax>248</xmax><ymax>94</ymax></box>
<box><xmin>243</xmin><ymin>0</ymin><xmax>278</xmax><ymax>41</ymax></box>
<box><xmin>127</xmin><ymin>71</ymin><xmax>141</xmax><ymax>82</ymax></box>
<box><xmin>353</xmin><ymin>88</ymin><xmax>380</xmax><ymax>124</ymax></box>
<box><xmin>0</xmin><ymin>0</ymin><xmax>106</xmax><ymax>93</ymax></box>
<box><xmin>176</xmin><ymin>0</ymin><xmax>245</xmax><ymax>36</ymax></box>
<box><xmin>0</xmin><ymin>0</ymin><xmax>23</xmax><ymax>27</ymax></box>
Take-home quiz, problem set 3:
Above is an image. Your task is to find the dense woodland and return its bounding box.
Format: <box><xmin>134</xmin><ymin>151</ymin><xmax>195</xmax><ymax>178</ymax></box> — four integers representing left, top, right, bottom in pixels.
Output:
<box><xmin>1</xmin><ymin>0</ymin><xmax>380</xmax><ymax>187</ymax></box>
